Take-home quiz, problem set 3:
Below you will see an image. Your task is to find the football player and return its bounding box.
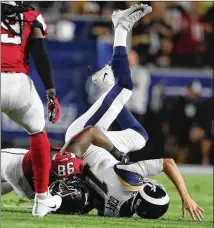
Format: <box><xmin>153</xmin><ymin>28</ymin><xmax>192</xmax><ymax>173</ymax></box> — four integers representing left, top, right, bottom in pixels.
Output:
<box><xmin>1</xmin><ymin>147</ymin><xmax>85</xmax><ymax>202</ymax></box>
<box><xmin>1</xmin><ymin>146</ymin><xmax>102</xmax><ymax>215</ymax></box>
<box><xmin>60</xmin><ymin>4</ymin><xmax>204</xmax><ymax>221</ymax></box>
<box><xmin>1</xmin><ymin>1</ymin><xmax>61</xmax><ymax>217</ymax></box>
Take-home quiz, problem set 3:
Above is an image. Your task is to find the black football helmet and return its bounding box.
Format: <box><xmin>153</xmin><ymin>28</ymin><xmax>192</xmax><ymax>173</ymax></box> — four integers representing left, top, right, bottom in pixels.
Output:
<box><xmin>131</xmin><ymin>178</ymin><xmax>170</xmax><ymax>219</ymax></box>
<box><xmin>49</xmin><ymin>175</ymin><xmax>94</xmax><ymax>214</ymax></box>
<box><xmin>1</xmin><ymin>1</ymin><xmax>35</xmax><ymax>37</ymax></box>
<box><xmin>1</xmin><ymin>1</ymin><xmax>34</xmax><ymax>15</ymax></box>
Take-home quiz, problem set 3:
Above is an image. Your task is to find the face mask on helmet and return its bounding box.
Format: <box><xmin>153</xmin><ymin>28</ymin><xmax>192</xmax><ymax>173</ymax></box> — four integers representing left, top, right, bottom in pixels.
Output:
<box><xmin>131</xmin><ymin>178</ymin><xmax>170</xmax><ymax>219</ymax></box>
<box><xmin>1</xmin><ymin>1</ymin><xmax>34</xmax><ymax>16</ymax></box>
<box><xmin>49</xmin><ymin>175</ymin><xmax>94</xmax><ymax>215</ymax></box>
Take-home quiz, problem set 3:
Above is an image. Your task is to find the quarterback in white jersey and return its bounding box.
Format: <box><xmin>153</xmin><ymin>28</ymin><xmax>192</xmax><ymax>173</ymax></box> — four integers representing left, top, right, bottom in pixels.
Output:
<box><xmin>61</xmin><ymin>4</ymin><xmax>204</xmax><ymax>221</ymax></box>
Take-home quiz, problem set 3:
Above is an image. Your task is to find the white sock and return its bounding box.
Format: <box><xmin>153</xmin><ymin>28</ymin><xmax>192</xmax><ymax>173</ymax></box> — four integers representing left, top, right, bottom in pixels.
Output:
<box><xmin>113</xmin><ymin>25</ymin><xmax>128</xmax><ymax>47</ymax></box>
<box><xmin>36</xmin><ymin>192</ymin><xmax>48</xmax><ymax>200</ymax></box>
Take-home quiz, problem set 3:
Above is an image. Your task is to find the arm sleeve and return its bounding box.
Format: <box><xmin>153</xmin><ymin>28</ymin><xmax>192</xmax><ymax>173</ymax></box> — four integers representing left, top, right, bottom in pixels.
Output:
<box><xmin>29</xmin><ymin>38</ymin><xmax>55</xmax><ymax>90</ymax></box>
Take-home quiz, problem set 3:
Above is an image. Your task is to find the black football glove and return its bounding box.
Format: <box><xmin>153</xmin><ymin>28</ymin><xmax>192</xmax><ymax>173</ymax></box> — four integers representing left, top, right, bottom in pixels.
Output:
<box><xmin>110</xmin><ymin>146</ymin><xmax>129</xmax><ymax>164</ymax></box>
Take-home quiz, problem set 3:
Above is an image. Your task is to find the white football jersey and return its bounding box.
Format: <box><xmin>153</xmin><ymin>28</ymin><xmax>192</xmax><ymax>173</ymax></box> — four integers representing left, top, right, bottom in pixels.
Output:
<box><xmin>83</xmin><ymin>145</ymin><xmax>163</xmax><ymax>217</ymax></box>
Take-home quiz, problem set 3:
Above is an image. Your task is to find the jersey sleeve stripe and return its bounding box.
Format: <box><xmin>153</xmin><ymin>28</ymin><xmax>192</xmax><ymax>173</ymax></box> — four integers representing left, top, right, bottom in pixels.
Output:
<box><xmin>114</xmin><ymin>164</ymin><xmax>143</xmax><ymax>191</ymax></box>
<box><xmin>36</xmin><ymin>14</ymin><xmax>47</xmax><ymax>31</ymax></box>
<box><xmin>32</xmin><ymin>14</ymin><xmax>47</xmax><ymax>36</ymax></box>
<box><xmin>116</xmin><ymin>175</ymin><xmax>142</xmax><ymax>191</ymax></box>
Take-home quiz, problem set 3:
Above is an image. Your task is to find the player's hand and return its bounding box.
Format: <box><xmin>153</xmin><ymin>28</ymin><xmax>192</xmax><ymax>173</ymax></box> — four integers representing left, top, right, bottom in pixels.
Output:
<box><xmin>47</xmin><ymin>91</ymin><xmax>60</xmax><ymax>124</ymax></box>
<box><xmin>182</xmin><ymin>195</ymin><xmax>204</xmax><ymax>221</ymax></box>
<box><xmin>110</xmin><ymin>147</ymin><xmax>129</xmax><ymax>164</ymax></box>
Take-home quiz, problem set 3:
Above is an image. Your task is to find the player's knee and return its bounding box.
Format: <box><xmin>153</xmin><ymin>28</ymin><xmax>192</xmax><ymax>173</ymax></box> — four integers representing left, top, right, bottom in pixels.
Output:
<box><xmin>128</xmin><ymin>129</ymin><xmax>147</xmax><ymax>151</ymax></box>
<box><xmin>135</xmin><ymin>135</ymin><xmax>147</xmax><ymax>151</ymax></box>
<box><xmin>30</xmin><ymin>130</ymin><xmax>45</xmax><ymax>136</ymax></box>
<box><xmin>133</xmin><ymin>127</ymin><xmax>149</xmax><ymax>143</ymax></box>
<box><xmin>21</xmin><ymin>116</ymin><xmax>45</xmax><ymax>135</ymax></box>
<box><xmin>141</xmin><ymin>130</ymin><xmax>149</xmax><ymax>142</ymax></box>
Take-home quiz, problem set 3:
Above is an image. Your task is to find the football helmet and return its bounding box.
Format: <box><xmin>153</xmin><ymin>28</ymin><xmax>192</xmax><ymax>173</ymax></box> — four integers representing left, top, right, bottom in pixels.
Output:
<box><xmin>131</xmin><ymin>178</ymin><xmax>170</xmax><ymax>219</ymax></box>
<box><xmin>49</xmin><ymin>175</ymin><xmax>94</xmax><ymax>214</ymax></box>
<box><xmin>1</xmin><ymin>1</ymin><xmax>35</xmax><ymax>37</ymax></box>
<box><xmin>1</xmin><ymin>1</ymin><xmax>34</xmax><ymax>15</ymax></box>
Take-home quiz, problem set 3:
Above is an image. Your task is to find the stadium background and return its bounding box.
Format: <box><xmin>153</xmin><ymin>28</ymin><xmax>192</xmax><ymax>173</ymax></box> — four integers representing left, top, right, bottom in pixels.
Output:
<box><xmin>1</xmin><ymin>1</ymin><xmax>213</xmax><ymax>165</ymax></box>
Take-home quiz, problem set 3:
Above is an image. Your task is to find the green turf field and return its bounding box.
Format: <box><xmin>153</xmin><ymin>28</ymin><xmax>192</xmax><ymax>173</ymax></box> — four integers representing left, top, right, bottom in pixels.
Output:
<box><xmin>1</xmin><ymin>174</ymin><xmax>213</xmax><ymax>228</ymax></box>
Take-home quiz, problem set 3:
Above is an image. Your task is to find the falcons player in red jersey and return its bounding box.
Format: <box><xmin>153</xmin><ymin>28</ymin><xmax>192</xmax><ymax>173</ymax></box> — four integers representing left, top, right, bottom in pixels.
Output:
<box><xmin>1</xmin><ymin>146</ymin><xmax>95</xmax><ymax>215</ymax></box>
<box><xmin>1</xmin><ymin>147</ymin><xmax>84</xmax><ymax>197</ymax></box>
<box><xmin>1</xmin><ymin>2</ymin><xmax>61</xmax><ymax>217</ymax></box>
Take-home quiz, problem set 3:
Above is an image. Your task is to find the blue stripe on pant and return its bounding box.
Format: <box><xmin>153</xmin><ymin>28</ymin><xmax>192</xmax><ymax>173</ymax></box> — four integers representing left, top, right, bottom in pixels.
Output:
<box><xmin>84</xmin><ymin>85</ymin><xmax>123</xmax><ymax>128</ymax></box>
<box><xmin>111</xmin><ymin>46</ymin><xmax>133</xmax><ymax>91</ymax></box>
<box><xmin>116</xmin><ymin>106</ymin><xmax>149</xmax><ymax>141</ymax></box>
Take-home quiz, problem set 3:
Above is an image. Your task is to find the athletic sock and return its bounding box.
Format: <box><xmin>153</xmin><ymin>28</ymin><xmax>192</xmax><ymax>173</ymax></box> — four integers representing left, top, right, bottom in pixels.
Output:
<box><xmin>36</xmin><ymin>192</ymin><xmax>49</xmax><ymax>200</ymax></box>
<box><xmin>114</xmin><ymin>25</ymin><xmax>128</xmax><ymax>47</ymax></box>
<box><xmin>30</xmin><ymin>132</ymin><xmax>50</xmax><ymax>195</ymax></box>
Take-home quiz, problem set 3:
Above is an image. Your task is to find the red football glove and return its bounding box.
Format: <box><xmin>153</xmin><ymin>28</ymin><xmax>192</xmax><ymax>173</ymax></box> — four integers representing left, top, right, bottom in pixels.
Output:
<box><xmin>47</xmin><ymin>95</ymin><xmax>60</xmax><ymax>124</ymax></box>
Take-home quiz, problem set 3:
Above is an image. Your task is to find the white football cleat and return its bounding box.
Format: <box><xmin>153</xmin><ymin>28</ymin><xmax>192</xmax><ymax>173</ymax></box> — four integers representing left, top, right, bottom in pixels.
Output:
<box><xmin>32</xmin><ymin>194</ymin><xmax>62</xmax><ymax>218</ymax></box>
<box><xmin>92</xmin><ymin>62</ymin><xmax>115</xmax><ymax>93</ymax></box>
<box><xmin>112</xmin><ymin>4</ymin><xmax>152</xmax><ymax>32</ymax></box>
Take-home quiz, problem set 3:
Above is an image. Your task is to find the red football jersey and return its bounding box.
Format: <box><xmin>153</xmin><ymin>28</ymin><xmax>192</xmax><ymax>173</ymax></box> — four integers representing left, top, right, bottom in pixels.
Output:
<box><xmin>1</xmin><ymin>10</ymin><xmax>48</xmax><ymax>75</ymax></box>
<box><xmin>22</xmin><ymin>150</ymin><xmax>34</xmax><ymax>190</ymax></box>
<box><xmin>51</xmin><ymin>152</ymin><xmax>84</xmax><ymax>180</ymax></box>
<box><xmin>22</xmin><ymin>150</ymin><xmax>84</xmax><ymax>190</ymax></box>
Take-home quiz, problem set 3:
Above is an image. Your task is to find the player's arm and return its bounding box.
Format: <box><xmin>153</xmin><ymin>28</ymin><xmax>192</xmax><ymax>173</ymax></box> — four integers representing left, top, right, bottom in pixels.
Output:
<box><xmin>29</xmin><ymin>27</ymin><xmax>60</xmax><ymax>123</ymax></box>
<box><xmin>163</xmin><ymin>159</ymin><xmax>204</xmax><ymax>221</ymax></box>
<box><xmin>30</xmin><ymin>28</ymin><xmax>55</xmax><ymax>96</ymax></box>
<box><xmin>61</xmin><ymin>126</ymin><xmax>123</xmax><ymax>159</ymax></box>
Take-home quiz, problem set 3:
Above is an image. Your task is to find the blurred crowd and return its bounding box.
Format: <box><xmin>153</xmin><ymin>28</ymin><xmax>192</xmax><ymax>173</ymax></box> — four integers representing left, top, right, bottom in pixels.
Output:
<box><xmin>33</xmin><ymin>1</ymin><xmax>214</xmax><ymax>68</ymax></box>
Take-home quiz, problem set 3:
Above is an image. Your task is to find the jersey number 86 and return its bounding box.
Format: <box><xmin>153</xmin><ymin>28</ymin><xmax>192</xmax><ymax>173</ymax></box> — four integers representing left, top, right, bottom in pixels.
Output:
<box><xmin>57</xmin><ymin>162</ymin><xmax>74</xmax><ymax>177</ymax></box>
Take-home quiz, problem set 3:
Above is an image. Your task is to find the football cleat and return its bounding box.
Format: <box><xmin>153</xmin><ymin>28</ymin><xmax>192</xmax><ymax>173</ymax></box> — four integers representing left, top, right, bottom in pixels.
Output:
<box><xmin>32</xmin><ymin>193</ymin><xmax>62</xmax><ymax>218</ymax></box>
<box><xmin>112</xmin><ymin>4</ymin><xmax>152</xmax><ymax>32</ymax></box>
<box><xmin>91</xmin><ymin>62</ymin><xmax>115</xmax><ymax>93</ymax></box>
